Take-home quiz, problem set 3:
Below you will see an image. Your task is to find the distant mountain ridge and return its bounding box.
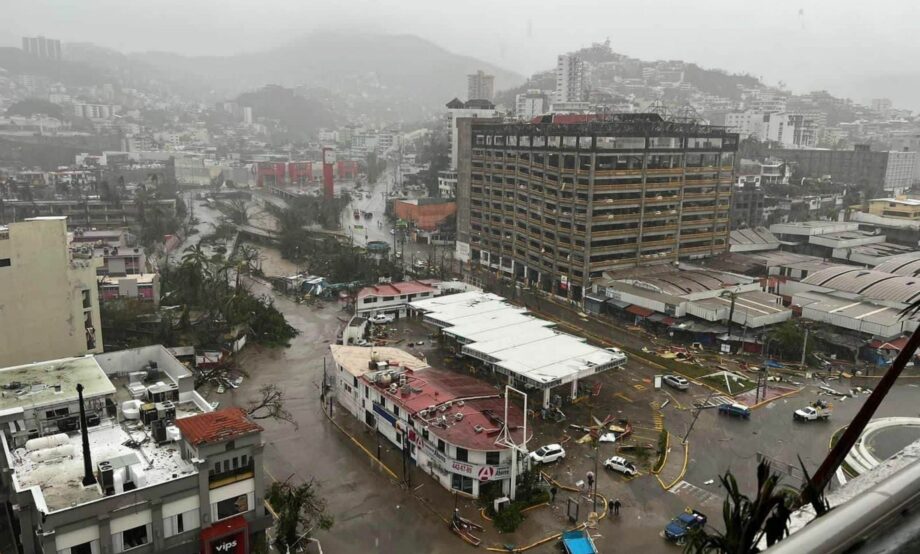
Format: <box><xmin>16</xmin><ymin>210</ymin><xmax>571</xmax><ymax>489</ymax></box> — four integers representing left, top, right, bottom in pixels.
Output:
<box><xmin>126</xmin><ymin>32</ymin><xmax>524</xmax><ymax>121</ymax></box>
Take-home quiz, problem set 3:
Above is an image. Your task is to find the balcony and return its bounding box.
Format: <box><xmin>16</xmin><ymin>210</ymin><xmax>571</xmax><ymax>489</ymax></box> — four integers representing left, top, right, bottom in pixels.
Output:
<box><xmin>679</xmin><ymin>244</ymin><xmax>715</xmax><ymax>254</ymax></box>
<box><xmin>209</xmin><ymin>463</ymin><xmax>255</xmax><ymax>489</ymax></box>
<box><xmin>679</xmin><ymin>231</ymin><xmax>716</xmax><ymax>241</ymax></box>
<box><xmin>593</xmin><ymin>182</ymin><xmax>644</xmax><ymax>192</ymax></box>
<box><xmin>638</xmin><ymin>238</ymin><xmax>678</xmax><ymax>249</ymax></box>
<box><xmin>589</xmin><ymin>242</ymin><xmax>639</xmax><ymax>255</ymax></box>
<box><xmin>594</xmin><ymin>168</ymin><xmax>644</xmax><ymax>178</ymax></box>
<box><xmin>682</xmin><ymin>192</ymin><xmax>717</xmax><ymax>200</ymax></box>
<box><xmin>682</xmin><ymin>204</ymin><xmax>718</xmax><ymax>213</ymax></box>
<box><xmin>644</xmin><ymin>167</ymin><xmax>684</xmax><ymax>175</ymax></box>
<box><xmin>592</xmin><ymin>213</ymin><xmax>639</xmax><ymax>224</ymax></box>
<box><xmin>590</xmin><ymin>227</ymin><xmax>639</xmax><ymax>238</ymax></box>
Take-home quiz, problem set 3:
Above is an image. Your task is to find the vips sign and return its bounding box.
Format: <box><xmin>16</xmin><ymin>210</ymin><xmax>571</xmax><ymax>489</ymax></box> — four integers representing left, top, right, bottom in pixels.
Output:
<box><xmin>208</xmin><ymin>530</ymin><xmax>246</xmax><ymax>554</ymax></box>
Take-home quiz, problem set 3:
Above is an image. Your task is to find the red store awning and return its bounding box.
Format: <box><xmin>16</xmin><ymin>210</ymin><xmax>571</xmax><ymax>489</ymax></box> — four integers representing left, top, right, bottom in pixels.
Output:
<box><xmin>625</xmin><ymin>305</ymin><xmax>655</xmax><ymax>318</ymax></box>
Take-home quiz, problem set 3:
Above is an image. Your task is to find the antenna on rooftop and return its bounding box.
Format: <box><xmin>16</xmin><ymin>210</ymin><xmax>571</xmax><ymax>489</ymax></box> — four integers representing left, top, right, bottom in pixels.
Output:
<box><xmin>77</xmin><ymin>383</ymin><xmax>97</xmax><ymax>487</ymax></box>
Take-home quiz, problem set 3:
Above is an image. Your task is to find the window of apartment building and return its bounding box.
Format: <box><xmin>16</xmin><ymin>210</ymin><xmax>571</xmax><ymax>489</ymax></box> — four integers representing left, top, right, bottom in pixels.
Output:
<box><xmin>363</xmin><ymin>297</ymin><xmax>377</xmax><ymax>303</ymax></box>
<box><xmin>562</xmin><ymin>136</ymin><xmax>577</xmax><ymax>148</ymax></box>
<box><xmin>596</xmin><ymin>136</ymin><xmax>645</xmax><ymax>149</ymax></box>
<box><xmin>452</xmin><ymin>474</ymin><xmax>474</xmax><ymax>494</ymax></box>
<box><xmin>486</xmin><ymin>451</ymin><xmax>500</xmax><ymax>465</ymax></box>
<box><xmin>382</xmin><ymin>296</ymin><xmax>395</xmax><ymax>301</ymax></box>
<box><xmin>519</xmin><ymin>136</ymin><xmax>531</xmax><ymax>147</ymax></box>
<box><xmin>687</xmin><ymin>137</ymin><xmax>722</xmax><ymax>149</ymax></box>
<box><xmin>649</xmin><ymin>137</ymin><xmax>682</xmax><ymax>149</ymax></box>
<box><xmin>506</xmin><ymin>135</ymin><xmax>517</xmax><ymax>146</ymax></box>
<box><xmin>393</xmin><ymin>405</ymin><xmax>400</xmax><ymax>417</ymax></box>
<box><xmin>82</xmin><ymin>289</ymin><xmax>92</xmax><ymax>309</ymax></box>
<box><xmin>474</xmin><ymin>135</ymin><xmax>485</xmax><ymax>146</ymax></box>
<box><xmin>215</xmin><ymin>493</ymin><xmax>251</xmax><ymax>521</ymax></box>
<box><xmin>118</xmin><ymin>524</ymin><xmax>149</xmax><ymax>552</ymax></box>
<box><xmin>437</xmin><ymin>439</ymin><xmax>446</xmax><ymax>453</ymax></box>
<box><xmin>456</xmin><ymin>447</ymin><xmax>469</xmax><ymax>462</ymax></box>
<box><xmin>0</xmin><ymin>258</ymin><xmax>10</xmax><ymax>268</ymax></box>
<box><xmin>66</xmin><ymin>541</ymin><xmax>96</xmax><ymax>554</ymax></box>
<box><xmin>163</xmin><ymin>508</ymin><xmax>200</xmax><ymax>538</ymax></box>
<box><xmin>533</xmin><ymin>136</ymin><xmax>546</xmax><ymax>148</ymax></box>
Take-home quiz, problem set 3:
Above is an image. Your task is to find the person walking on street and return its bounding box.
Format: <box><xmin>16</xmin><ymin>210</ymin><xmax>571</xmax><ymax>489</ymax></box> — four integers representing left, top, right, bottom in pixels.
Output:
<box><xmin>550</xmin><ymin>486</ymin><xmax>557</xmax><ymax>504</ymax></box>
<box><xmin>613</xmin><ymin>498</ymin><xmax>621</xmax><ymax>516</ymax></box>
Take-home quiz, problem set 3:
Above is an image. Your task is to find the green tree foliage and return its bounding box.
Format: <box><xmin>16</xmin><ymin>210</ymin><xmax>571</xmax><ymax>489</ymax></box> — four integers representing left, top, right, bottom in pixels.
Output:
<box><xmin>236</xmin><ymin>85</ymin><xmax>336</xmax><ymax>141</ymax></box>
<box><xmin>767</xmin><ymin>321</ymin><xmax>813</xmax><ymax>363</ymax></box>
<box><xmin>415</xmin><ymin>131</ymin><xmax>449</xmax><ymax>197</ymax></box>
<box><xmin>684</xmin><ymin>462</ymin><xmax>793</xmax><ymax>554</ymax></box>
<box><xmin>267</xmin><ymin>478</ymin><xmax>333</xmax><ymax>552</ymax></box>
<box><xmin>5</xmin><ymin>97</ymin><xmax>65</xmax><ymax>120</ymax></box>
<box><xmin>158</xmin><ymin>245</ymin><xmax>299</xmax><ymax>347</ymax></box>
<box><xmin>493</xmin><ymin>502</ymin><xmax>524</xmax><ymax>533</ymax></box>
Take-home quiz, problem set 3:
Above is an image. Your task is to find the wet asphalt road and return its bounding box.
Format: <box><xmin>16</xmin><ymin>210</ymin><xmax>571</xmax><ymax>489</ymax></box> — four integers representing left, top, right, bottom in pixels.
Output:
<box><xmin>231</xmin><ymin>279</ymin><xmax>462</xmax><ymax>554</ymax></box>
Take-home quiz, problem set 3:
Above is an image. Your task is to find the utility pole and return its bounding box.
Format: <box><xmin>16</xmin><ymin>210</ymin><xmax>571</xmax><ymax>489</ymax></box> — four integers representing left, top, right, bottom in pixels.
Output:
<box><xmin>683</xmin><ymin>390</ymin><xmax>715</xmax><ymax>445</ymax></box>
<box><xmin>800</xmin><ymin>325</ymin><xmax>810</xmax><ymax>366</ymax></box>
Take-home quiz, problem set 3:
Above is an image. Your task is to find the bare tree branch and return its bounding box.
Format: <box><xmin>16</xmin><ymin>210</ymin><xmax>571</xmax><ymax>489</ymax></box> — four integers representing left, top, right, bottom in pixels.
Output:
<box><xmin>247</xmin><ymin>384</ymin><xmax>297</xmax><ymax>428</ymax></box>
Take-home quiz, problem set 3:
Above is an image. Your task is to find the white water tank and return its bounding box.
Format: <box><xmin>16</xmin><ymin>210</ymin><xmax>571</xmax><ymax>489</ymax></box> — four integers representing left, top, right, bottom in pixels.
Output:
<box><xmin>28</xmin><ymin>444</ymin><xmax>75</xmax><ymax>462</ymax></box>
<box><xmin>166</xmin><ymin>425</ymin><xmax>181</xmax><ymax>442</ymax></box>
<box><xmin>122</xmin><ymin>399</ymin><xmax>142</xmax><ymax>420</ymax></box>
<box><xmin>25</xmin><ymin>433</ymin><xmax>69</xmax><ymax>452</ymax></box>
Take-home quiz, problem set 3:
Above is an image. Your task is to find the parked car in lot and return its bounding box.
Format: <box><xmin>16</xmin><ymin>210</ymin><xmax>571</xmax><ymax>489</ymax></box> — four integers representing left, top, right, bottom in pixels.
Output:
<box><xmin>369</xmin><ymin>313</ymin><xmax>395</xmax><ymax>325</ymax></box>
<box><xmin>528</xmin><ymin>444</ymin><xmax>566</xmax><ymax>464</ymax></box>
<box><xmin>603</xmin><ymin>456</ymin><xmax>638</xmax><ymax>476</ymax></box>
<box><xmin>663</xmin><ymin>510</ymin><xmax>707</xmax><ymax>544</ymax></box>
<box><xmin>718</xmin><ymin>403</ymin><xmax>751</xmax><ymax>419</ymax></box>
<box><xmin>663</xmin><ymin>374</ymin><xmax>690</xmax><ymax>391</ymax></box>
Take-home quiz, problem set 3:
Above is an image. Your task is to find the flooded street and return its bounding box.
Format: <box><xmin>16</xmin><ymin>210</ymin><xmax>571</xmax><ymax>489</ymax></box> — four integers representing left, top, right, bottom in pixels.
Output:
<box><xmin>228</xmin><ymin>251</ymin><xmax>461</xmax><ymax>553</ymax></box>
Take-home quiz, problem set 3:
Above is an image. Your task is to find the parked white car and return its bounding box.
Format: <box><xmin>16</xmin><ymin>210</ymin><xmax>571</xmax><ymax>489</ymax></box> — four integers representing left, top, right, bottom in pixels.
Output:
<box><xmin>604</xmin><ymin>456</ymin><xmax>638</xmax><ymax>476</ymax></box>
<box><xmin>528</xmin><ymin>444</ymin><xmax>566</xmax><ymax>464</ymax></box>
<box><xmin>369</xmin><ymin>313</ymin><xmax>395</xmax><ymax>325</ymax></box>
<box><xmin>663</xmin><ymin>374</ymin><xmax>690</xmax><ymax>391</ymax></box>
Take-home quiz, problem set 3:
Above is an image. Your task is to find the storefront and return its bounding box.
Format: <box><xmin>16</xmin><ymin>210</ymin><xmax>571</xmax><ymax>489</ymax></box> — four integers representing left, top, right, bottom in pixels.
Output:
<box><xmin>200</xmin><ymin>515</ymin><xmax>249</xmax><ymax>554</ymax></box>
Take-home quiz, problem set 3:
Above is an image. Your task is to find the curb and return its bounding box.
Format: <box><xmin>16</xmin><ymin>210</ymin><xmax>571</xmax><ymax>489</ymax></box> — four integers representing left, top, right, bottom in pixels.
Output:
<box><xmin>652</xmin><ymin>431</ymin><xmax>670</xmax><ymax>475</ymax></box>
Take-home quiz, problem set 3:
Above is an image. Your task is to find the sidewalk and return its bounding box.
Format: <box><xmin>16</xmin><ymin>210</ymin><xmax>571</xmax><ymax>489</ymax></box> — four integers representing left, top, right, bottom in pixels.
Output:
<box><xmin>327</xmin><ymin>406</ymin><xmax>605</xmax><ymax>551</ymax></box>
<box><xmin>654</xmin><ymin>433</ymin><xmax>689</xmax><ymax>491</ymax></box>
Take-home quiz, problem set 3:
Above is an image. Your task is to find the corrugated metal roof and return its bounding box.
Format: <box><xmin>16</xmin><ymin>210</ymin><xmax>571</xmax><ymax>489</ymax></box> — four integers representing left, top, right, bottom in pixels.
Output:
<box><xmin>175</xmin><ymin>407</ymin><xmax>262</xmax><ymax>446</ymax></box>
<box><xmin>875</xmin><ymin>252</ymin><xmax>920</xmax><ymax>277</ymax></box>
<box><xmin>801</xmin><ymin>266</ymin><xmax>920</xmax><ymax>304</ymax></box>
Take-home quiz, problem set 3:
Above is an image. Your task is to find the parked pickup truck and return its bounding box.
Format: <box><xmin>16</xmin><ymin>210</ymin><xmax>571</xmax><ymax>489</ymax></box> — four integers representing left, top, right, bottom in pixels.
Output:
<box><xmin>794</xmin><ymin>401</ymin><xmax>831</xmax><ymax>422</ymax></box>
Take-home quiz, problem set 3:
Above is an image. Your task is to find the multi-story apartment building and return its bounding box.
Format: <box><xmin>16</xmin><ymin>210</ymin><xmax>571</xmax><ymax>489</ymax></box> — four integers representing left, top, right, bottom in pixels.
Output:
<box><xmin>455</xmin><ymin>114</ymin><xmax>738</xmax><ymax>301</ymax></box>
<box><xmin>555</xmin><ymin>54</ymin><xmax>585</xmax><ymax>103</ymax></box>
<box><xmin>0</xmin><ymin>345</ymin><xmax>269</xmax><ymax>554</ymax></box>
<box><xmin>467</xmin><ymin>70</ymin><xmax>495</xmax><ymax>101</ymax></box>
<box><xmin>21</xmin><ymin>36</ymin><xmax>62</xmax><ymax>60</ymax></box>
<box><xmin>514</xmin><ymin>90</ymin><xmax>546</xmax><ymax>120</ymax></box>
<box><xmin>772</xmin><ymin>145</ymin><xmax>916</xmax><ymax>194</ymax></box>
<box><xmin>0</xmin><ymin>217</ymin><xmax>103</xmax><ymax>367</ymax></box>
<box><xmin>445</xmin><ymin>98</ymin><xmax>500</xmax><ymax>171</ymax></box>
<box><xmin>0</xmin><ymin>198</ymin><xmax>176</xmax><ymax>229</ymax></box>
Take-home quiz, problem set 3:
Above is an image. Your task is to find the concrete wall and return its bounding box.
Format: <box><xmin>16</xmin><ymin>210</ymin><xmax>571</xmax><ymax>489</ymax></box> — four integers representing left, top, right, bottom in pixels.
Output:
<box><xmin>0</xmin><ymin>218</ymin><xmax>103</xmax><ymax>367</ymax></box>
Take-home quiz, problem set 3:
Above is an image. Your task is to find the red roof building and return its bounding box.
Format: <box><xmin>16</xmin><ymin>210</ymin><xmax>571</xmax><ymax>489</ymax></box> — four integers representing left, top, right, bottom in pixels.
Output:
<box><xmin>175</xmin><ymin>407</ymin><xmax>263</xmax><ymax>446</ymax></box>
<box><xmin>356</xmin><ymin>280</ymin><xmax>438</xmax><ymax>316</ymax></box>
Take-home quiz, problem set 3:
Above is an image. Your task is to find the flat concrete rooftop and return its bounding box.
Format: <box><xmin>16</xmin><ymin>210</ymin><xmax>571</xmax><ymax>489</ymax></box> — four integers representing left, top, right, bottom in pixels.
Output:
<box><xmin>9</xmin><ymin>419</ymin><xmax>195</xmax><ymax>512</ymax></box>
<box><xmin>0</xmin><ymin>356</ymin><xmax>115</xmax><ymax>415</ymax></box>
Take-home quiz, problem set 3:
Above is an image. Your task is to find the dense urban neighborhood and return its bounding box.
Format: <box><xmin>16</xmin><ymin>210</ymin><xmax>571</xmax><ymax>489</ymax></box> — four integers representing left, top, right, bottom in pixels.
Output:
<box><xmin>3</xmin><ymin>7</ymin><xmax>920</xmax><ymax>554</ymax></box>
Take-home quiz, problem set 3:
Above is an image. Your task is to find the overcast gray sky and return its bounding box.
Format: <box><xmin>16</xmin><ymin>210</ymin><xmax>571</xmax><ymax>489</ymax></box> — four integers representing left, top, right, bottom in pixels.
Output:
<box><xmin>4</xmin><ymin>0</ymin><xmax>919</xmax><ymax>105</ymax></box>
